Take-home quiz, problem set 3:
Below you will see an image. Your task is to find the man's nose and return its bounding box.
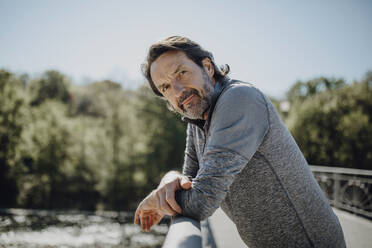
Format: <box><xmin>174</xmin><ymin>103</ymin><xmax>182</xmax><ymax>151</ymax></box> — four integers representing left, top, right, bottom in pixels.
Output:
<box><xmin>173</xmin><ymin>82</ymin><xmax>185</xmax><ymax>97</ymax></box>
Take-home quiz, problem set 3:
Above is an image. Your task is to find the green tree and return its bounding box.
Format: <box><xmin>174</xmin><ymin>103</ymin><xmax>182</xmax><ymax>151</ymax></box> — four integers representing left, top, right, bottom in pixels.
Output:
<box><xmin>287</xmin><ymin>77</ymin><xmax>346</xmax><ymax>104</ymax></box>
<box><xmin>135</xmin><ymin>86</ymin><xmax>187</xmax><ymax>194</ymax></box>
<box><xmin>287</xmin><ymin>72</ymin><xmax>372</xmax><ymax>169</ymax></box>
<box><xmin>29</xmin><ymin>70</ymin><xmax>71</xmax><ymax>106</ymax></box>
<box><xmin>71</xmin><ymin>80</ymin><xmax>143</xmax><ymax>210</ymax></box>
<box><xmin>17</xmin><ymin>101</ymin><xmax>72</xmax><ymax>208</ymax></box>
<box><xmin>0</xmin><ymin>70</ymin><xmax>26</xmax><ymax>207</ymax></box>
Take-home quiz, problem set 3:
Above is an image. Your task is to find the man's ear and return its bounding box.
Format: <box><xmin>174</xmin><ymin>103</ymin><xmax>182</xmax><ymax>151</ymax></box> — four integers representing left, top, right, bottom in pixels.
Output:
<box><xmin>202</xmin><ymin>58</ymin><xmax>215</xmax><ymax>80</ymax></box>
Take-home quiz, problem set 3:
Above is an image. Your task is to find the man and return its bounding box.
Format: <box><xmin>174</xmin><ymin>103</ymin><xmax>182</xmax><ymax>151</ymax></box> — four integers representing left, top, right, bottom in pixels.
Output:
<box><xmin>134</xmin><ymin>36</ymin><xmax>346</xmax><ymax>247</ymax></box>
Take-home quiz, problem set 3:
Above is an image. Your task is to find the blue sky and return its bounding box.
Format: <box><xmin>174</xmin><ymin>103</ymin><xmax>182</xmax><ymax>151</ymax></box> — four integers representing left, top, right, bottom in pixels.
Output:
<box><xmin>1</xmin><ymin>0</ymin><xmax>371</xmax><ymax>98</ymax></box>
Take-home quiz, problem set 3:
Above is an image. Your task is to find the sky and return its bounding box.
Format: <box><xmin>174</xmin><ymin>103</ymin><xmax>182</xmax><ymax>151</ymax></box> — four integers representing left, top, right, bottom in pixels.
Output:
<box><xmin>1</xmin><ymin>0</ymin><xmax>371</xmax><ymax>98</ymax></box>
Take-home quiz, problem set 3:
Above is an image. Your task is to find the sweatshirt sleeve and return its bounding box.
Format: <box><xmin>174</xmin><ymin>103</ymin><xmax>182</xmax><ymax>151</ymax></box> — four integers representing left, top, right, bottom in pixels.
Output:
<box><xmin>182</xmin><ymin>124</ymin><xmax>199</xmax><ymax>179</ymax></box>
<box><xmin>175</xmin><ymin>85</ymin><xmax>269</xmax><ymax>220</ymax></box>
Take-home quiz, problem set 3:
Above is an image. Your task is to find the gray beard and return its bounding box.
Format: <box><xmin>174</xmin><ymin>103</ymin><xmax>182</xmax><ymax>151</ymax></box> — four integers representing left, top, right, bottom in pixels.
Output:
<box><xmin>181</xmin><ymin>96</ymin><xmax>210</xmax><ymax>119</ymax></box>
<box><xmin>181</xmin><ymin>73</ymin><xmax>214</xmax><ymax>120</ymax></box>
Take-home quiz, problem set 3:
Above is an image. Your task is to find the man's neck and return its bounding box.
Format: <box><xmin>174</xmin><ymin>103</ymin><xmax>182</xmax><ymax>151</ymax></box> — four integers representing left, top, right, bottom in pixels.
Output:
<box><xmin>203</xmin><ymin>110</ymin><xmax>209</xmax><ymax>120</ymax></box>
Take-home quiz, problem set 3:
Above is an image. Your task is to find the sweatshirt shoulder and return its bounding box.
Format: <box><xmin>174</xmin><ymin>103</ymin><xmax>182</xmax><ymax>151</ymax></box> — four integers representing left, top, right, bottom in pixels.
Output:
<box><xmin>218</xmin><ymin>81</ymin><xmax>267</xmax><ymax>107</ymax></box>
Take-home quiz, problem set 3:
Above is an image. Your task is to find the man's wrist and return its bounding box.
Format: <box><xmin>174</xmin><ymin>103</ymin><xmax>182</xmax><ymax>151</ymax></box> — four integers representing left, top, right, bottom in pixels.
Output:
<box><xmin>158</xmin><ymin>171</ymin><xmax>182</xmax><ymax>188</ymax></box>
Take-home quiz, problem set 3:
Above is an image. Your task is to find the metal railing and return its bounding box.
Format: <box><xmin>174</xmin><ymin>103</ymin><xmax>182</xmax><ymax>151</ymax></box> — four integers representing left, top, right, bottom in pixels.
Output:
<box><xmin>310</xmin><ymin>165</ymin><xmax>372</xmax><ymax>219</ymax></box>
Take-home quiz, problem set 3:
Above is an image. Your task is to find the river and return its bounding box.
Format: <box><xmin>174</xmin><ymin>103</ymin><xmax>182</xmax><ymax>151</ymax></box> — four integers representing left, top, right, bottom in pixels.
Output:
<box><xmin>0</xmin><ymin>208</ymin><xmax>169</xmax><ymax>248</ymax></box>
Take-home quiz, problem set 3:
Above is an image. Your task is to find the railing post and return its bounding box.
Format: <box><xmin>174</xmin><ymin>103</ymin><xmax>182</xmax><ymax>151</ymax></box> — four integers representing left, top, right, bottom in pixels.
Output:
<box><xmin>333</xmin><ymin>173</ymin><xmax>341</xmax><ymax>204</ymax></box>
<box><xmin>310</xmin><ymin>165</ymin><xmax>372</xmax><ymax>218</ymax></box>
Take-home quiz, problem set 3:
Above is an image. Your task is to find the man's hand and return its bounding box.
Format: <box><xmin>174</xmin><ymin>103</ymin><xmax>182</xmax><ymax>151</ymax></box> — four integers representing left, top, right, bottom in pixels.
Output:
<box><xmin>134</xmin><ymin>171</ymin><xmax>192</xmax><ymax>231</ymax></box>
<box><xmin>133</xmin><ymin>191</ymin><xmax>165</xmax><ymax>232</ymax></box>
<box><xmin>157</xmin><ymin>171</ymin><xmax>192</xmax><ymax>214</ymax></box>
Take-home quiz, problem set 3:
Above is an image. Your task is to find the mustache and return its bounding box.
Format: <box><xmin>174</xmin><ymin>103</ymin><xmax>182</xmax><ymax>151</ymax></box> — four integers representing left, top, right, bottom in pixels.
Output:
<box><xmin>178</xmin><ymin>89</ymin><xmax>200</xmax><ymax>110</ymax></box>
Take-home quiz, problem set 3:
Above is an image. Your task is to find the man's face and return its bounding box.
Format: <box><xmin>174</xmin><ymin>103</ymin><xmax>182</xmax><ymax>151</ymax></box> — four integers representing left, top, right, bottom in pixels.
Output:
<box><xmin>150</xmin><ymin>51</ymin><xmax>215</xmax><ymax>120</ymax></box>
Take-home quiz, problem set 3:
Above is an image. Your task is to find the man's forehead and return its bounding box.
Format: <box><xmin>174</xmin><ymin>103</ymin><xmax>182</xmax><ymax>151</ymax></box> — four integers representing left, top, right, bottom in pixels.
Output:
<box><xmin>150</xmin><ymin>51</ymin><xmax>188</xmax><ymax>80</ymax></box>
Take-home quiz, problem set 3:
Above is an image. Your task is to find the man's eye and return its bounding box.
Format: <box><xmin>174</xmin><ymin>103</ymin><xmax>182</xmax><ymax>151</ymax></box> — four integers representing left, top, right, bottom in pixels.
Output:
<box><xmin>179</xmin><ymin>70</ymin><xmax>186</xmax><ymax>76</ymax></box>
<box><xmin>162</xmin><ymin>85</ymin><xmax>170</xmax><ymax>92</ymax></box>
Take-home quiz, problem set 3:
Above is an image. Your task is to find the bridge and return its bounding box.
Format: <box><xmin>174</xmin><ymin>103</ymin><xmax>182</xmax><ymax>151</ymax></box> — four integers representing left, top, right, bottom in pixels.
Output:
<box><xmin>163</xmin><ymin>166</ymin><xmax>372</xmax><ymax>248</ymax></box>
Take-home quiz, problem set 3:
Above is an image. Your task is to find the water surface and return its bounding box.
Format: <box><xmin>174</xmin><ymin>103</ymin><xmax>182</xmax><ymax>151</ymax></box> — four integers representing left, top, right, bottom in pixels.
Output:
<box><xmin>0</xmin><ymin>208</ymin><xmax>168</xmax><ymax>248</ymax></box>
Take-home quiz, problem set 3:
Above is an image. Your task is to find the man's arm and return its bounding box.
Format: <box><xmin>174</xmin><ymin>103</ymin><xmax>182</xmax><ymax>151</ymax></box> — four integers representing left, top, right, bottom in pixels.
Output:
<box><xmin>134</xmin><ymin>171</ymin><xmax>191</xmax><ymax>231</ymax></box>
<box><xmin>176</xmin><ymin>85</ymin><xmax>270</xmax><ymax>220</ymax></box>
<box><xmin>133</xmin><ymin>123</ymin><xmax>197</xmax><ymax>231</ymax></box>
<box><xmin>140</xmin><ymin>122</ymin><xmax>199</xmax><ymax>217</ymax></box>
<box><xmin>182</xmin><ymin>124</ymin><xmax>199</xmax><ymax>179</ymax></box>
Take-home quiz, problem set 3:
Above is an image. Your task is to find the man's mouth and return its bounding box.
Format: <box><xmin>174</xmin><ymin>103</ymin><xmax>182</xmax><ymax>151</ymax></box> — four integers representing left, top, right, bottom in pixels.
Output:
<box><xmin>181</xmin><ymin>94</ymin><xmax>195</xmax><ymax>106</ymax></box>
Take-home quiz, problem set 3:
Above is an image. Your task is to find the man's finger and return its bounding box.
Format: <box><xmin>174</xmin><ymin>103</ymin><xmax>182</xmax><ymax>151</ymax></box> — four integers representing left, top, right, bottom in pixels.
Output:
<box><xmin>141</xmin><ymin>215</ymin><xmax>146</xmax><ymax>231</ymax></box>
<box><xmin>166</xmin><ymin>188</ymin><xmax>182</xmax><ymax>213</ymax></box>
<box><xmin>148</xmin><ymin>214</ymin><xmax>153</xmax><ymax>231</ymax></box>
<box><xmin>180</xmin><ymin>176</ymin><xmax>192</xmax><ymax>189</ymax></box>
<box><xmin>148</xmin><ymin>213</ymin><xmax>159</xmax><ymax>231</ymax></box>
<box><xmin>145</xmin><ymin>215</ymin><xmax>149</xmax><ymax>232</ymax></box>
<box><xmin>148</xmin><ymin>215</ymin><xmax>152</xmax><ymax>232</ymax></box>
<box><xmin>153</xmin><ymin>212</ymin><xmax>163</xmax><ymax>226</ymax></box>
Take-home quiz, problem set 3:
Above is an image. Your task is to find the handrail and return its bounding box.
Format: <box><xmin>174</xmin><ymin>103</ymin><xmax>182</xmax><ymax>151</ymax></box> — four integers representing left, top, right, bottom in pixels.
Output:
<box><xmin>162</xmin><ymin>215</ymin><xmax>202</xmax><ymax>248</ymax></box>
<box><xmin>310</xmin><ymin>165</ymin><xmax>372</xmax><ymax>219</ymax></box>
<box><xmin>310</xmin><ymin>165</ymin><xmax>372</xmax><ymax>176</ymax></box>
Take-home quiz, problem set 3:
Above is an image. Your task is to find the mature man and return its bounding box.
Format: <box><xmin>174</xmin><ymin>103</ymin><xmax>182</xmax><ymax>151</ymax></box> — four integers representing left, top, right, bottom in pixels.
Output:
<box><xmin>134</xmin><ymin>36</ymin><xmax>346</xmax><ymax>247</ymax></box>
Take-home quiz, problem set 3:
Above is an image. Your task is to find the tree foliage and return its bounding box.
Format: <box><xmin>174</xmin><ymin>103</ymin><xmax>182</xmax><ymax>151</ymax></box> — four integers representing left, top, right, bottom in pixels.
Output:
<box><xmin>29</xmin><ymin>70</ymin><xmax>71</xmax><ymax>106</ymax></box>
<box><xmin>135</xmin><ymin>86</ymin><xmax>187</xmax><ymax>190</ymax></box>
<box><xmin>0</xmin><ymin>70</ymin><xmax>26</xmax><ymax>207</ymax></box>
<box><xmin>287</xmin><ymin>72</ymin><xmax>372</xmax><ymax>169</ymax></box>
<box><xmin>286</xmin><ymin>77</ymin><xmax>346</xmax><ymax>104</ymax></box>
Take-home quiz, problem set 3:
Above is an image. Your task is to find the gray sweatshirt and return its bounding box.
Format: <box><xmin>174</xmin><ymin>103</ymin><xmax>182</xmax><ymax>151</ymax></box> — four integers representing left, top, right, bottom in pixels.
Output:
<box><xmin>175</xmin><ymin>79</ymin><xmax>346</xmax><ymax>247</ymax></box>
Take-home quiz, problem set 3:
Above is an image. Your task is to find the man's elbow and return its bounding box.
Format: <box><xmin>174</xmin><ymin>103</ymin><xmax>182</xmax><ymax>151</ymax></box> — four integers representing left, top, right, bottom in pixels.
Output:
<box><xmin>176</xmin><ymin>188</ymin><xmax>221</xmax><ymax>221</ymax></box>
<box><xmin>182</xmin><ymin>202</ymin><xmax>218</xmax><ymax>221</ymax></box>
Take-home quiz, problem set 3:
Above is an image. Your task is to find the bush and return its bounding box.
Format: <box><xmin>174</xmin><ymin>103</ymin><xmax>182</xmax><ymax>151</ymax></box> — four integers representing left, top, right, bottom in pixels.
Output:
<box><xmin>287</xmin><ymin>73</ymin><xmax>372</xmax><ymax>169</ymax></box>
